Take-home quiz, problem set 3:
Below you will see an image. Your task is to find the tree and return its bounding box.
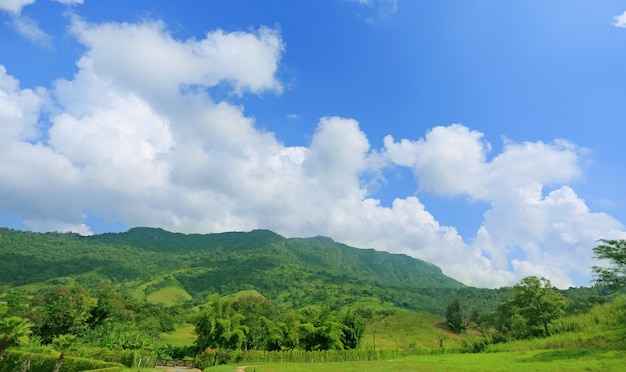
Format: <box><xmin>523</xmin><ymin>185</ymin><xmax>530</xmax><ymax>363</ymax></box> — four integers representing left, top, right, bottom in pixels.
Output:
<box><xmin>339</xmin><ymin>310</ymin><xmax>365</xmax><ymax>349</ymax></box>
<box><xmin>298</xmin><ymin>305</ymin><xmax>344</xmax><ymax>351</ymax></box>
<box><xmin>88</xmin><ymin>282</ymin><xmax>133</xmax><ymax>327</ymax></box>
<box><xmin>4</xmin><ymin>292</ymin><xmax>29</xmax><ymax>318</ymax></box>
<box><xmin>592</xmin><ymin>239</ymin><xmax>626</xmax><ymax>288</ymax></box>
<box><xmin>445</xmin><ymin>299</ymin><xmax>469</xmax><ymax>333</ymax></box>
<box><xmin>231</xmin><ymin>295</ymin><xmax>276</xmax><ymax>350</ymax></box>
<box><xmin>511</xmin><ymin>276</ymin><xmax>566</xmax><ymax>337</ymax></box>
<box><xmin>0</xmin><ymin>316</ymin><xmax>33</xmax><ymax>360</ymax></box>
<box><xmin>28</xmin><ymin>285</ymin><xmax>97</xmax><ymax>343</ymax></box>
<box><xmin>193</xmin><ymin>295</ymin><xmax>248</xmax><ymax>351</ymax></box>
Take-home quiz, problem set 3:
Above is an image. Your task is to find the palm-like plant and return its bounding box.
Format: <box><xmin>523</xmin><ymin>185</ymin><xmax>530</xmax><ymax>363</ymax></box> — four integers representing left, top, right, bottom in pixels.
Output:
<box><xmin>51</xmin><ymin>334</ymin><xmax>78</xmax><ymax>372</ymax></box>
<box><xmin>0</xmin><ymin>316</ymin><xmax>34</xmax><ymax>360</ymax></box>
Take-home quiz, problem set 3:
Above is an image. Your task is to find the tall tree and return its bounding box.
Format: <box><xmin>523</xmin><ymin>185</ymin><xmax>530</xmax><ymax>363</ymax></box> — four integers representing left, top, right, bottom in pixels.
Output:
<box><xmin>193</xmin><ymin>295</ymin><xmax>248</xmax><ymax>351</ymax></box>
<box><xmin>0</xmin><ymin>316</ymin><xmax>33</xmax><ymax>360</ymax></box>
<box><xmin>511</xmin><ymin>276</ymin><xmax>566</xmax><ymax>337</ymax></box>
<box><xmin>592</xmin><ymin>239</ymin><xmax>626</xmax><ymax>288</ymax></box>
<box><xmin>232</xmin><ymin>295</ymin><xmax>275</xmax><ymax>350</ymax></box>
<box><xmin>339</xmin><ymin>310</ymin><xmax>365</xmax><ymax>349</ymax></box>
<box><xmin>445</xmin><ymin>299</ymin><xmax>469</xmax><ymax>333</ymax></box>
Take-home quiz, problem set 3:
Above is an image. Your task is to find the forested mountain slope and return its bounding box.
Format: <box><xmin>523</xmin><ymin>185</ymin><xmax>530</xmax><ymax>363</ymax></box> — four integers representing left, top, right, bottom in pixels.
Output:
<box><xmin>3</xmin><ymin>227</ymin><xmax>605</xmax><ymax>316</ymax></box>
<box><xmin>0</xmin><ymin>227</ymin><xmax>462</xmax><ymax>301</ymax></box>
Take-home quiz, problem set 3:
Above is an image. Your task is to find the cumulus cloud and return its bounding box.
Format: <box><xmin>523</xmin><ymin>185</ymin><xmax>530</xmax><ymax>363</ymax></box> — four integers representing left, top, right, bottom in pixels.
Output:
<box><xmin>382</xmin><ymin>126</ymin><xmax>624</xmax><ymax>287</ymax></box>
<box><xmin>614</xmin><ymin>11</ymin><xmax>626</xmax><ymax>28</ymax></box>
<box><xmin>0</xmin><ymin>0</ymin><xmax>35</xmax><ymax>14</ymax></box>
<box><xmin>69</xmin><ymin>16</ymin><xmax>284</xmax><ymax>97</ymax></box>
<box><xmin>1</xmin><ymin>15</ymin><xmax>625</xmax><ymax>289</ymax></box>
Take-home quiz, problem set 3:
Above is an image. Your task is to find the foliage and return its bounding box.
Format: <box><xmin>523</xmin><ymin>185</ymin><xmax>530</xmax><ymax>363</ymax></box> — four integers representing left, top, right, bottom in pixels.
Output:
<box><xmin>445</xmin><ymin>299</ymin><xmax>468</xmax><ymax>333</ymax></box>
<box><xmin>592</xmin><ymin>239</ymin><xmax>626</xmax><ymax>288</ymax></box>
<box><xmin>0</xmin><ymin>227</ymin><xmax>467</xmax><ymax>315</ymax></box>
<box><xmin>51</xmin><ymin>334</ymin><xmax>78</xmax><ymax>372</ymax></box>
<box><xmin>28</xmin><ymin>285</ymin><xmax>97</xmax><ymax>343</ymax></box>
<box><xmin>193</xmin><ymin>295</ymin><xmax>248</xmax><ymax>352</ymax></box>
<box><xmin>3</xmin><ymin>292</ymin><xmax>29</xmax><ymax>318</ymax></box>
<box><xmin>192</xmin><ymin>294</ymin><xmax>367</xmax><ymax>354</ymax></box>
<box><xmin>340</xmin><ymin>310</ymin><xmax>366</xmax><ymax>349</ymax></box>
<box><xmin>510</xmin><ymin>276</ymin><xmax>566</xmax><ymax>337</ymax></box>
<box><xmin>0</xmin><ymin>349</ymin><xmax>123</xmax><ymax>372</ymax></box>
<box><xmin>0</xmin><ymin>316</ymin><xmax>33</xmax><ymax>360</ymax></box>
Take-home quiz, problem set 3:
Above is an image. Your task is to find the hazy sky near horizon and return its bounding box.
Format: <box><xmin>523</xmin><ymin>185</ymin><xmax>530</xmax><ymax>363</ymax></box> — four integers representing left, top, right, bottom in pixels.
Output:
<box><xmin>2</xmin><ymin>0</ymin><xmax>626</xmax><ymax>288</ymax></box>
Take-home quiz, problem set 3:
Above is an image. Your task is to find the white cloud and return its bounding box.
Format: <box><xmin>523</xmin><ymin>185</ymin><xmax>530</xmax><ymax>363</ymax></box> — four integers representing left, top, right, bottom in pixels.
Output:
<box><xmin>11</xmin><ymin>15</ymin><xmax>53</xmax><ymax>49</ymax></box>
<box><xmin>614</xmin><ymin>11</ymin><xmax>626</xmax><ymax>28</ymax></box>
<box><xmin>69</xmin><ymin>16</ymin><xmax>284</xmax><ymax>98</ymax></box>
<box><xmin>1</xmin><ymin>16</ymin><xmax>625</xmax><ymax>289</ymax></box>
<box><xmin>382</xmin><ymin>124</ymin><xmax>623</xmax><ymax>288</ymax></box>
<box><xmin>0</xmin><ymin>0</ymin><xmax>35</xmax><ymax>14</ymax></box>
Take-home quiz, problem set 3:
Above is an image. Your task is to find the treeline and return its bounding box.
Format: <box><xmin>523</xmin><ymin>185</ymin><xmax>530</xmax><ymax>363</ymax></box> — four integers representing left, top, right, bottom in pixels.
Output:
<box><xmin>443</xmin><ymin>275</ymin><xmax>622</xmax><ymax>353</ymax></box>
<box><xmin>0</xmin><ymin>282</ymin><xmax>376</xmax><ymax>368</ymax></box>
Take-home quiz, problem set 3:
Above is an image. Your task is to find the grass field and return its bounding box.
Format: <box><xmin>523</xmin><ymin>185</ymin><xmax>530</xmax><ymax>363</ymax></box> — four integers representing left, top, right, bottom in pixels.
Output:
<box><xmin>117</xmin><ymin>349</ymin><xmax>626</xmax><ymax>372</ymax></box>
<box><xmin>361</xmin><ymin>308</ymin><xmax>463</xmax><ymax>351</ymax></box>
<box><xmin>236</xmin><ymin>349</ymin><xmax>626</xmax><ymax>372</ymax></box>
<box><xmin>146</xmin><ymin>285</ymin><xmax>193</xmax><ymax>306</ymax></box>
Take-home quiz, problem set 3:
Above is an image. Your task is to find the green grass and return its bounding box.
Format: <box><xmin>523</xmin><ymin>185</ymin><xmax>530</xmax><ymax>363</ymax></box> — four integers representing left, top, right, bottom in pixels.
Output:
<box><xmin>239</xmin><ymin>349</ymin><xmax>626</xmax><ymax>372</ymax></box>
<box><xmin>160</xmin><ymin>323</ymin><xmax>196</xmax><ymax>346</ymax></box>
<box><xmin>146</xmin><ymin>285</ymin><xmax>193</xmax><ymax>306</ymax></box>
<box><xmin>362</xmin><ymin>308</ymin><xmax>464</xmax><ymax>351</ymax></box>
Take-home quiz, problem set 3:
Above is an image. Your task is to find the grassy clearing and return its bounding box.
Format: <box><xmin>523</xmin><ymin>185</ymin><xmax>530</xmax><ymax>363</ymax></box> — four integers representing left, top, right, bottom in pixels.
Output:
<box><xmin>239</xmin><ymin>349</ymin><xmax>626</xmax><ymax>372</ymax></box>
<box><xmin>146</xmin><ymin>285</ymin><xmax>193</xmax><ymax>306</ymax></box>
<box><xmin>362</xmin><ymin>308</ymin><xmax>464</xmax><ymax>351</ymax></box>
<box><xmin>160</xmin><ymin>323</ymin><xmax>196</xmax><ymax>346</ymax></box>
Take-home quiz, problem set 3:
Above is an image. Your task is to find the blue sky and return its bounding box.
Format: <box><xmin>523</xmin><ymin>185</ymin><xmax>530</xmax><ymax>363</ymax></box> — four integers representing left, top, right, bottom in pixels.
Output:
<box><xmin>1</xmin><ymin>0</ymin><xmax>626</xmax><ymax>288</ymax></box>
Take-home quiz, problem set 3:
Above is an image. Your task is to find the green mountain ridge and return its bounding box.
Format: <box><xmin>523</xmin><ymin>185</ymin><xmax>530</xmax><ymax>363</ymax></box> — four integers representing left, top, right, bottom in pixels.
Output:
<box><xmin>0</xmin><ymin>226</ymin><xmax>483</xmax><ymax>313</ymax></box>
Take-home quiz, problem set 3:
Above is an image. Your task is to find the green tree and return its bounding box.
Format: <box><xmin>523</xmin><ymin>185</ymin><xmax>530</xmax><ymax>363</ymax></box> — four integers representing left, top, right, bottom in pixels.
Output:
<box><xmin>339</xmin><ymin>310</ymin><xmax>365</xmax><ymax>349</ymax></box>
<box><xmin>511</xmin><ymin>276</ymin><xmax>566</xmax><ymax>337</ymax></box>
<box><xmin>0</xmin><ymin>316</ymin><xmax>33</xmax><ymax>360</ymax></box>
<box><xmin>592</xmin><ymin>239</ymin><xmax>626</xmax><ymax>288</ymax></box>
<box><xmin>4</xmin><ymin>292</ymin><xmax>29</xmax><ymax>318</ymax></box>
<box><xmin>29</xmin><ymin>285</ymin><xmax>97</xmax><ymax>343</ymax></box>
<box><xmin>445</xmin><ymin>299</ymin><xmax>469</xmax><ymax>333</ymax></box>
<box><xmin>88</xmin><ymin>282</ymin><xmax>133</xmax><ymax>327</ymax></box>
<box><xmin>298</xmin><ymin>305</ymin><xmax>344</xmax><ymax>351</ymax></box>
<box><xmin>232</xmin><ymin>295</ymin><xmax>276</xmax><ymax>350</ymax></box>
<box><xmin>193</xmin><ymin>295</ymin><xmax>248</xmax><ymax>351</ymax></box>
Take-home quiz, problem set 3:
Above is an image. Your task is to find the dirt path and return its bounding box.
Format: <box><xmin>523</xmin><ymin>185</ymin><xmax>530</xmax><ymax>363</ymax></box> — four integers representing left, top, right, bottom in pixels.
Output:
<box><xmin>234</xmin><ymin>366</ymin><xmax>250</xmax><ymax>372</ymax></box>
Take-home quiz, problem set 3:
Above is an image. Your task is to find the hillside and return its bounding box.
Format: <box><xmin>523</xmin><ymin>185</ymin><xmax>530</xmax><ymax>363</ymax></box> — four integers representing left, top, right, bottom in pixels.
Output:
<box><xmin>0</xmin><ymin>227</ymin><xmax>471</xmax><ymax>312</ymax></box>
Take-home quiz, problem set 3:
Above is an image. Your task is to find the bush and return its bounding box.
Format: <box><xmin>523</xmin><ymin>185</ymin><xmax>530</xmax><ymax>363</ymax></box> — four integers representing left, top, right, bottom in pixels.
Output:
<box><xmin>460</xmin><ymin>337</ymin><xmax>488</xmax><ymax>353</ymax></box>
<box><xmin>0</xmin><ymin>350</ymin><xmax>123</xmax><ymax>372</ymax></box>
<box><xmin>119</xmin><ymin>349</ymin><xmax>157</xmax><ymax>368</ymax></box>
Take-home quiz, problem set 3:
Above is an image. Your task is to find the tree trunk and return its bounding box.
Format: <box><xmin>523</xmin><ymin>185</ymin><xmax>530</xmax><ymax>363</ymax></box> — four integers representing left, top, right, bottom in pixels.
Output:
<box><xmin>53</xmin><ymin>352</ymin><xmax>65</xmax><ymax>372</ymax></box>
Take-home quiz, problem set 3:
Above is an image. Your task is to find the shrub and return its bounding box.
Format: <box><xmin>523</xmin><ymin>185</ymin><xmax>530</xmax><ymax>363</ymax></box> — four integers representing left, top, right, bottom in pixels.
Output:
<box><xmin>0</xmin><ymin>350</ymin><xmax>123</xmax><ymax>372</ymax></box>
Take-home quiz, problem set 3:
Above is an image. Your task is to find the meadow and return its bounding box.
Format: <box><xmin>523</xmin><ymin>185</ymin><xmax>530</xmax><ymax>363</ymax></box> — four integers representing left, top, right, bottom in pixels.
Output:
<box><xmin>233</xmin><ymin>350</ymin><xmax>626</xmax><ymax>372</ymax></box>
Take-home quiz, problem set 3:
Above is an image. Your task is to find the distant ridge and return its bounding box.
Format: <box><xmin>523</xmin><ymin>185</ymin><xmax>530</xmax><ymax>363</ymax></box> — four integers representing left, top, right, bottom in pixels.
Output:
<box><xmin>0</xmin><ymin>226</ymin><xmax>464</xmax><ymax>310</ymax></box>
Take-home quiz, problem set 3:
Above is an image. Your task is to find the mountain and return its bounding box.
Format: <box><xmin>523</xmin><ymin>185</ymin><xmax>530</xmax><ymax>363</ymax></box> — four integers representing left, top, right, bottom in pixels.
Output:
<box><xmin>0</xmin><ymin>227</ymin><xmax>466</xmax><ymax>312</ymax></box>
